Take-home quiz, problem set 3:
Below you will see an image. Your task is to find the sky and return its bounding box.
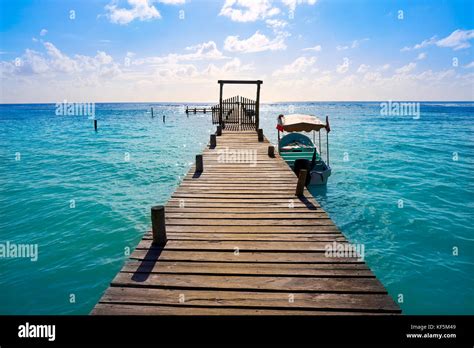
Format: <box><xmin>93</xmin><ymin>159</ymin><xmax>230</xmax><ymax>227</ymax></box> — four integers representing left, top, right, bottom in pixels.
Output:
<box><xmin>0</xmin><ymin>0</ymin><xmax>473</xmax><ymax>103</ymax></box>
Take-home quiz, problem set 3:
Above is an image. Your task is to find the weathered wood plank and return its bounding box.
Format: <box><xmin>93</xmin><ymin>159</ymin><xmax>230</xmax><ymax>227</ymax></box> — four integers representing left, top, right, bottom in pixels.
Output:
<box><xmin>136</xmin><ymin>239</ymin><xmax>347</xmax><ymax>252</ymax></box>
<box><xmin>121</xmin><ymin>260</ymin><xmax>370</xmax><ymax>276</ymax></box>
<box><xmin>165</xmin><ymin>212</ymin><xmax>329</xmax><ymax>219</ymax></box>
<box><xmin>164</xmin><ymin>219</ymin><xmax>335</xmax><ymax>226</ymax></box>
<box><xmin>144</xmin><ymin>232</ymin><xmax>345</xmax><ymax>242</ymax></box>
<box><xmin>129</xmin><ymin>249</ymin><xmax>363</xmax><ymax>263</ymax></box>
<box><xmin>165</xmin><ymin>207</ymin><xmax>324</xmax><ymax>213</ymax></box>
<box><xmin>100</xmin><ymin>287</ymin><xmax>400</xmax><ymax>312</ymax></box>
<box><xmin>162</xmin><ymin>225</ymin><xmax>339</xmax><ymax>233</ymax></box>
<box><xmin>111</xmin><ymin>272</ymin><xmax>388</xmax><ymax>293</ymax></box>
<box><xmin>166</xmin><ymin>199</ymin><xmax>320</xmax><ymax>207</ymax></box>
<box><xmin>92</xmin><ymin>303</ymin><xmax>396</xmax><ymax>315</ymax></box>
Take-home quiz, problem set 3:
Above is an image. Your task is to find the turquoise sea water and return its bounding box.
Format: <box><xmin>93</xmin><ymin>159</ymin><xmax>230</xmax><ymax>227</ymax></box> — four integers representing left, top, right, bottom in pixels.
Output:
<box><xmin>0</xmin><ymin>102</ymin><xmax>473</xmax><ymax>314</ymax></box>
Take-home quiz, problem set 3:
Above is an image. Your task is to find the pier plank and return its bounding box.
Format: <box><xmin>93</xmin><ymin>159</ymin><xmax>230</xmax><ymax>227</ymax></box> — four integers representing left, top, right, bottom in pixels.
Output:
<box><xmin>99</xmin><ymin>287</ymin><xmax>399</xmax><ymax>312</ymax></box>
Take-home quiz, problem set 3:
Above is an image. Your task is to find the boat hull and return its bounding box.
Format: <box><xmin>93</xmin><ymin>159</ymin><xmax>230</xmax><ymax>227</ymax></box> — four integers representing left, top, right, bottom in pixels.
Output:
<box><xmin>309</xmin><ymin>167</ymin><xmax>331</xmax><ymax>185</ymax></box>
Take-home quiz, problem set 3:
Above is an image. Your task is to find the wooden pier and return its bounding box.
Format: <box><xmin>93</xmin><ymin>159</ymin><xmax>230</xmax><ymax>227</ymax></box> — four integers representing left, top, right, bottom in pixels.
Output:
<box><xmin>185</xmin><ymin>106</ymin><xmax>213</xmax><ymax>114</ymax></box>
<box><xmin>92</xmin><ymin>129</ymin><xmax>400</xmax><ymax>315</ymax></box>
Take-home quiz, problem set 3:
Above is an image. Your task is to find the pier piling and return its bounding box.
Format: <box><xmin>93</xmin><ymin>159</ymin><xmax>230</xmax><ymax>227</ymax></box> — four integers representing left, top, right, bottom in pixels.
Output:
<box><xmin>151</xmin><ymin>206</ymin><xmax>167</xmax><ymax>246</ymax></box>
<box><xmin>295</xmin><ymin>169</ymin><xmax>308</xmax><ymax>196</ymax></box>
<box><xmin>257</xmin><ymin>128</ymin><xmax>264</xmax><ymax>142</ymax></box>
<box><xmin>196</xmin><ymin>154</ymin><xmax>203</xmax><ymax>172</ymax></box>
<box><xmin>210</xmin><ymin>134</ymin><xmax>217</xmax><ymax>148</ymax></box>
<box><xmin>93</xmin><ymin>119</ymin><xmax>98</xmax><ymax>132</ymax></box>
<box><xmin>268</xmin><ymin>145</ymin><xmax>275</xmax><ymax>158</ymax></box>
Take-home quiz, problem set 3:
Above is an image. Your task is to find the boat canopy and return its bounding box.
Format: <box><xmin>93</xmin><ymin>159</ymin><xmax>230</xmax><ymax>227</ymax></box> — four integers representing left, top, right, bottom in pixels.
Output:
<box><xmin>278</xmin><ymin>114</ymin><xmax>327</xmax><ymax>132</ymax></box>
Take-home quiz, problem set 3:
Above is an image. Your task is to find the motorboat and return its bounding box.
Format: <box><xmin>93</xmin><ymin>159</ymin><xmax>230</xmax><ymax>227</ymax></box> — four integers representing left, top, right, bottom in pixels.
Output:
<box><xmin>277</xmin><ymin>114</ymin><xmax>332</xmax><ymax>185</ymax></box>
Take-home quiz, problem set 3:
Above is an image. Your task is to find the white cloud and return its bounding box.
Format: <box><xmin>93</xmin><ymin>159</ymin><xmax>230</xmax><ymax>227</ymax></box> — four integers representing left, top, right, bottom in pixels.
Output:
<box><xmin>401</xmin><ymin>30</ymin><xmax>474</xmax><ymax>51</ymax></box>
<box><xmin>205</xmin><ymin>58</ymin><xmax>254</xmax><ymax>77</ymax></box>
<box><xmin>273</xmin><ymin>56</ymin><xmax>316</xmax><ymax>76</ymax></box>
<box><xmin>395</xmin><ymin>62</ymin><xmax>416</xmax><ymax>74</ymax></box>
<box><xmin>379</xmin><ymin>64</ymin><xmax>390</xmax><ymax>71</ymax></box>
<box><xmin>105</xmin><ymin>0</ymin><xmax>161</xmax><ymax>25</ymax></box>
<box><xmin>219</xmin><ymin>0</ymin><xmax>280</xmax><ymax>22</ymax></box>
<box><xmin>0</xmin><ymin>41</ymin><xmax>122</xmax><ymax>82</ymax></box>
<box><xmin>265</xmin><ymin>19</ymin><xmax>288</xmax><ymax>32</ymax></box>
<box><xmin>184</xmin><ymin>41</ymin><xmax>228</xmax><ymax>60</ymax></box>
<box><xmin>337</xmin><ymin>38</ymin><xmax>369</xmax><ymax>51</ymax></box>
<box><xmin>152</xmin><ymin>57</ymin><xmax>253</xmax><ymax>81</ymax></box>
<box><xmin>224</xmin><ymin>31</ymin><xmax>286</xmax><ymax>53</ymax></box>
<box><xmin>416</xmin><ymin>52</ymin><xmax>427</xmax><ymax>60</ymax></box>
<box><xmin>351</xmin><ymin>38</ymin><xmax>369</xmax><ymax>48</ymax></box>
<box><xmin>464</xmin><ymin>61</ymin><xmax>474</xmax><ymax>69</ymax></box>
<box><xmin>135</xmin><ymin>41</ymin><xmax>227</xmax><ymax>65</ymax></box>
<box><xmin>158</xmin><ymin>0</ymin><xmax>186</xmax><ymax>4</ymax></box>
<box><xmin>302</xmin><ymin>45</ymin><xmax>321</xmax><ymax>52</ymax></box>
<box><xmin>268</xmin><ymin>64</ymin><xmax>471</xmax><ymax>102</ymax></box>
<box><xmin>40</xmin><ymin>29</ymin><xmax>48</xmax><ymax>36</ymax></box>
<box><xmin>336</xmin><ymin>58</ymin><xmax>350</xmax><ymax>73</ymax></box>
<box><xmin>156</xmin><ymin>63</ymin><xmax>197</xmax><ymax>80</ymax></box>
<box><xmin>400</xmin><ymin>36</ymin><xmax>437</xmax><ymax>51</ymax></box>
<box><xmin>13</xmin><ymin>49</ymin><xmax>50</xmax><ymax>75</ymax></box>
<box><xmin>44</xmin><ymin>42</ymin><xmax>78</xmax><ymax>73</ymax></box>
<box><xmin>1</xmin><ymin>39</ymin><xmax>252</xmax><ymax>99</ymax></box>
<box><xmin>363</xmin><ymin>71</ymin><xmax>381</xmax><ymax>82</ymax></box>
<box><xmin>281</xmin><ymin>0</ymin><xmax>317</xmax><ymax>12</ymax></box>
<box><xmin>357</xmin><ymin>64</ymin><xmax>369</xmax><ymax>74</ymax></box>
<box><xmin>436</xmin><ymin>29</ymin><xmax>474</xmax><ymax>50</ymax></box>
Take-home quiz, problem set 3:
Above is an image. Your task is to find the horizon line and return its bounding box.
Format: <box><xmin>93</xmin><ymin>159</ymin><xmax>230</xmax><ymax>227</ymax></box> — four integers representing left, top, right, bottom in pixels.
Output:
<box><xmin>1</xmin><ymin>100</ymin><xmax>473</xmax><ymax>105</ymax></box>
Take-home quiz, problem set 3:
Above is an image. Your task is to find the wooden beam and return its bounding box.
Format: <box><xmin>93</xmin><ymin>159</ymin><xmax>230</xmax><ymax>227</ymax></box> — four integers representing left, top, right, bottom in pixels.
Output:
<box><xmin>219</xmin><ymin>83</ymin><xmax>223</xmax><ymax>127</ymax></box>
<box><xmin>255</xmin><ymin>82</ymin><xmax>261</xmax><ymax>131</ymax></box>
<box><xmin>218</xmin><ymin>80</ymin><xmax>263</xmax><ymax>85</ymax></box>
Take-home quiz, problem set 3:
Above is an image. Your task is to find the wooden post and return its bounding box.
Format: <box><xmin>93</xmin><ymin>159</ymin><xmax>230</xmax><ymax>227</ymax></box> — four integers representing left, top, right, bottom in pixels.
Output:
<box><xmin>151</xmin><ymin>107</ymin><xmax>154</xmax><ymax>118</ymax></box>
<box><xmin>257</xmin><ymin>128</ymin><xmax>264</xmax><ymax>142</ymax></box>
<box><xmin>255</xmin><ymin>82</ymin><xmax>261</xmax><ymax>131</ymax></box>
<box><xmin>163</xmin><ymin>115</ymin><xmax>166</xmax><ymax>123</ymax></box>
<box><xmin>210</xmin><ymin>134</ymin><xmax>216</xmax><ymax>148</ymax></box>
<box><xmin>196</xmin><ymin>154</ymin><xmax>203</xmax><ymax>172</ymax></box>
<box><xmin>268</xmin><ymin>145</ymin><xmax>275</xmax><ymax>158</ymax></box>
<box><xmin>185</xmin><ymin>106</ymin><xmax>189</xmax><ymax>115</ymax></box>
<box><xmin>327</xmin><ymin>130</ymin><xmax>330</xmax><ymax>166</ymax></box>
<box><xmin>295</xmin><ymin>169</ymin><xmax>307</xmax><ymax>196</ymax></box>
<box><xmin>216</xmin><ymin>125</ymin><xmax>222</xmax><ymax>136</ymax></box>
<box><xmin>219</xmin><ymin>82</ymin><xmax>223</xmax><ymax>127</ymax></box>
<box><xmin>93</xmin><ymin>119</ymin><xmax>97</xmax><ymax>131</ymax></box>
<box><xmin>151</xmin><ymin>205</ymin><xmax>167</xmax><ymax>246</ymax></box>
